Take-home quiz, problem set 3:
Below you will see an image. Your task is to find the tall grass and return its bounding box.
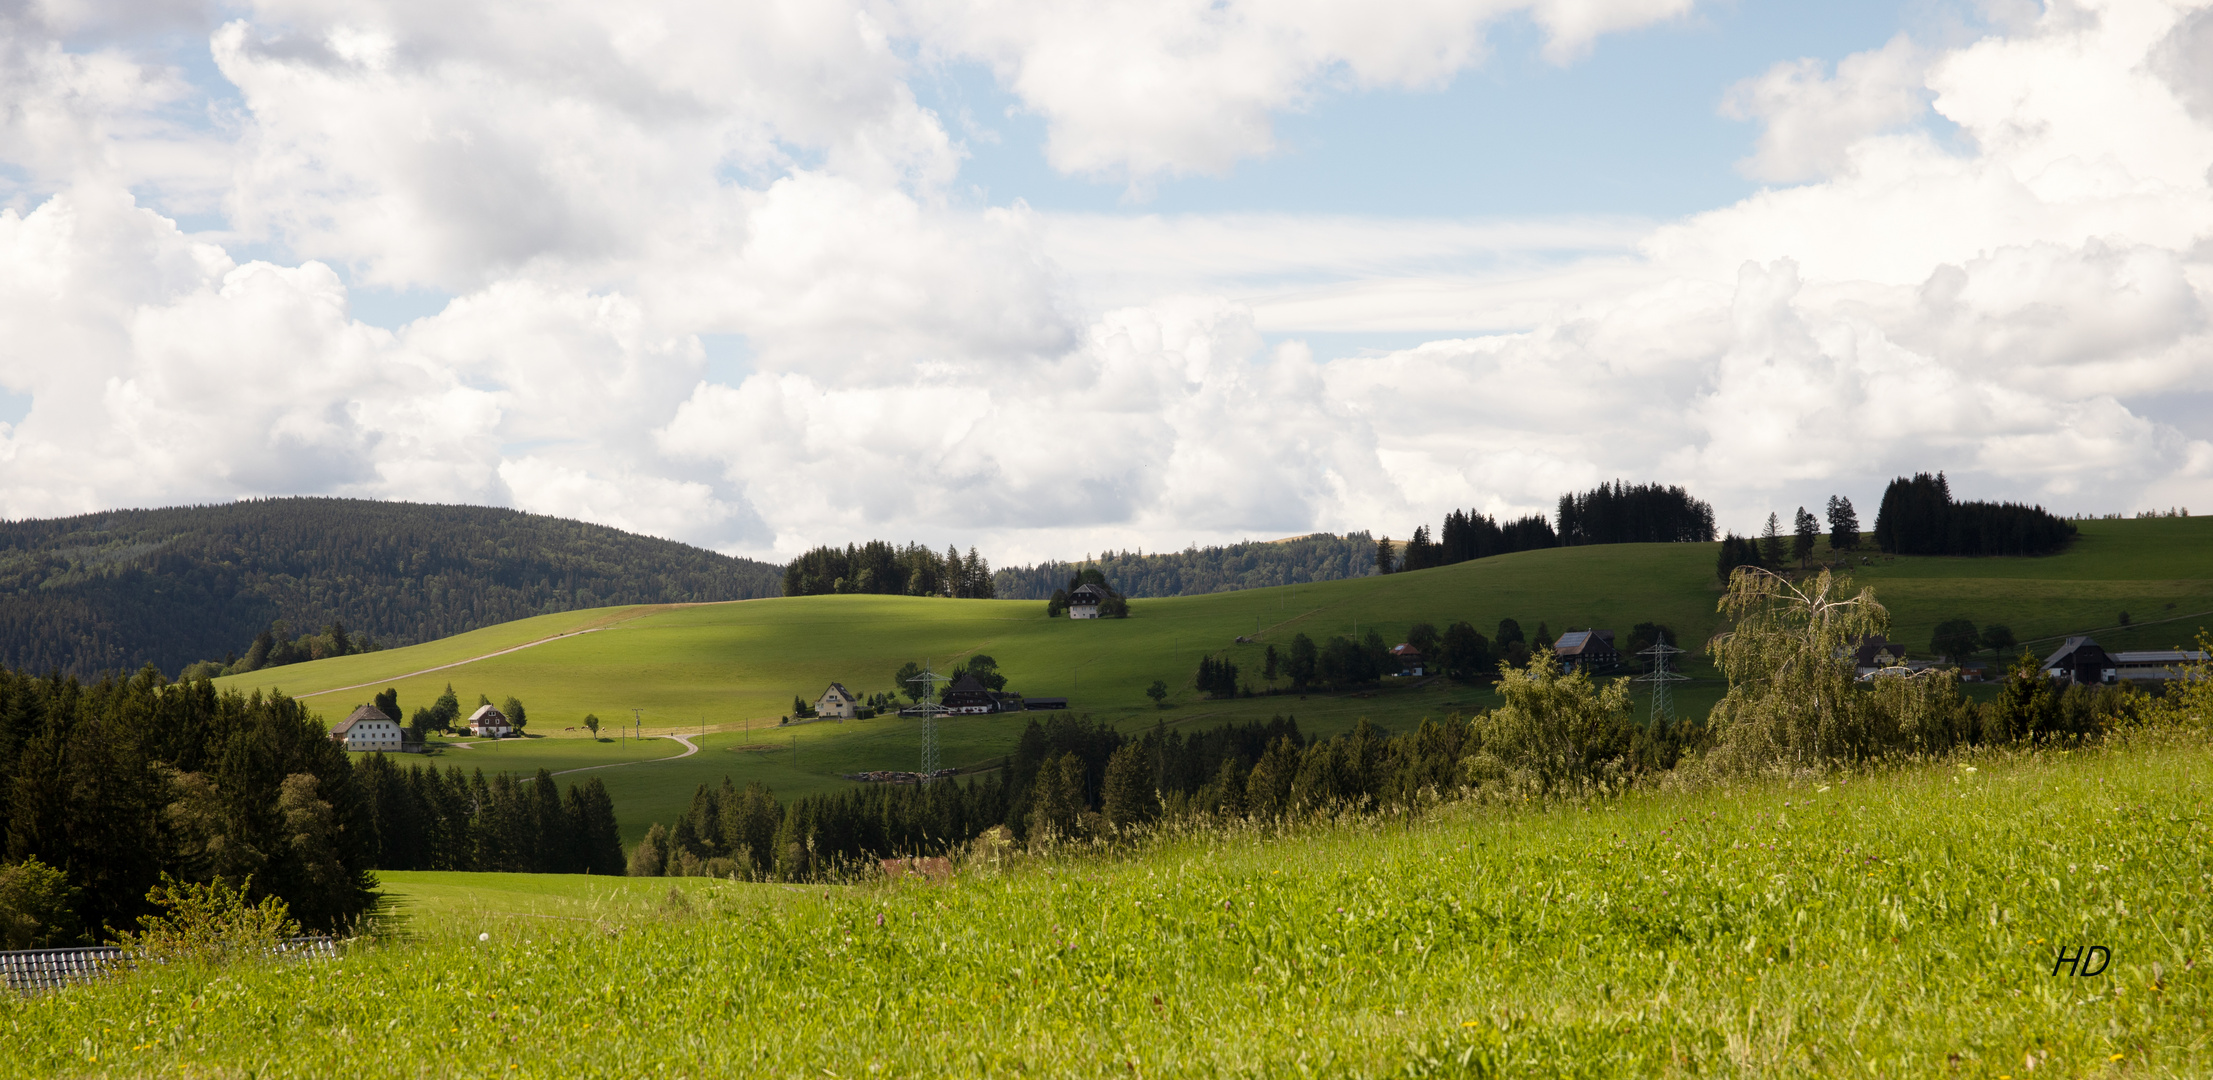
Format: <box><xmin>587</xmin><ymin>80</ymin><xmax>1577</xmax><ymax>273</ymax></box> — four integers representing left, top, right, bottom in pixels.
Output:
<box><xmin>8</xmin><ymin>740</ymin><xmax>2208</xmax><ymax>1078</ymax></box>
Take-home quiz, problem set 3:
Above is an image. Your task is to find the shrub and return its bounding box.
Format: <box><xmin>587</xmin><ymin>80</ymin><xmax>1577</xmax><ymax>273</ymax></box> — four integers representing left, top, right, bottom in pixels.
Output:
<box><xmin>0</xmin><ymin>857</ymin><xmax>80</xmax><ymax>950</ymax></box>
<box><xmin>1462</xmin><ymin>648</ymin><xmax>1636</xmax><ymax>795</ymax></box>
<box><xmin>112</xmin><ymin>876</ymin><xmax>299</xmax><ymax>965</ymax></box>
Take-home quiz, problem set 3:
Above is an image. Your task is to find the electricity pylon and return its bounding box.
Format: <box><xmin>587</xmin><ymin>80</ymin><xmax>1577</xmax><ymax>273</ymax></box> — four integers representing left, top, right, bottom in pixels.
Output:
<box><xmin>1635</xmin><ymin>641</ymin><xmax>1690</xmax><ymax>725</ymax></box>
<box><xmin>901</xmin><ymin>662</ymin><xmax>952</xmax><ymax>779</ymax></box>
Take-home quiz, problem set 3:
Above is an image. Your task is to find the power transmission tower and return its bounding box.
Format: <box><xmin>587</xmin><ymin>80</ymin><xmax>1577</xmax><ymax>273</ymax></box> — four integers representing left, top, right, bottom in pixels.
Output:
<box><xmin>1634</xmin><ymin>641</ymin><xmax>1690</xmax><ymax>725</ymax></box>
<box><xmin>900</xmin><ymin>662</ymin><xmax>952</xmax><ymax>780</ymax></box>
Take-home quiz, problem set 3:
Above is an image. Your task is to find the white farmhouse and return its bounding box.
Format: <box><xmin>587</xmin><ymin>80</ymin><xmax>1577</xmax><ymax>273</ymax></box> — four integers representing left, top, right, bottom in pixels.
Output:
<box><xmin>467</xmin><ymin>704</ymin><xmax>514</xmax><ymax>738</ymax></box>
<box><xmin>815</xmin><ymin>682</ymin><xmax>859</xmax><ymax>719</ymax></box>
<box><xmin>332</xmin><ymin>704</ymin><xmax>404</xmax><ymax>752</ymax></box>
<box><xmin>1066</xmin><ymin>583</ymin><xmax>1107</xmax><ymax>619</ymax></box>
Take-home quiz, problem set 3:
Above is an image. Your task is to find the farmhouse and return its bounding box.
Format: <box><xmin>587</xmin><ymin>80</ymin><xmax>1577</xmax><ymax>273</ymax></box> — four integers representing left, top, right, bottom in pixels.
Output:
<box><xmin>1388</xmin><ymin>644</ymin><xmax>1425</xmax><ymax>677</ymax></box>
<box><xmin>815</xmin><ymin>682</ymin><xmax>859</xmax><ymax>719</ymax></box>
<box><xmin>467</xmin><ymin>704</ymin><xmax>514</xmax><ymax>738</ymax></box>
<box><xmin>2042</xmin><ymin>637</ymin><xmax>2115</xmax><ymax>685</ymax></box>
<box><xmin>331</xmin><ymin>704</ymin><xmax>403</xmax><ymax>752</ymax></box>
<box><xmin>1552</xmin><ymin>630</ymin><xmax>1619</xmax><ymax>673</ymax></box>
<box><xmin>1066</xmin><ymin>583</ymin><xmax>1107</xmax><ymax>619</ymax></box>
<box><xmin>941</xmin><ymin>674</ymin><xmax>1002</xmax><ymax>715</ymax></box>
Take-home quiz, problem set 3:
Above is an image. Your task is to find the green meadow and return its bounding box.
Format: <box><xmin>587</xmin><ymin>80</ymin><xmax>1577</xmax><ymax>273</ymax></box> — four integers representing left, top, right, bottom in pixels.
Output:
<box><xmin>11</xmin><ymin>738</ymin><xmax>2208</xmax><ymax>1077</ymax></box>
<box><xmin>207</xmin><ymin>517</ymin><xmax>2212</xmax><ymax>839</ymax></box>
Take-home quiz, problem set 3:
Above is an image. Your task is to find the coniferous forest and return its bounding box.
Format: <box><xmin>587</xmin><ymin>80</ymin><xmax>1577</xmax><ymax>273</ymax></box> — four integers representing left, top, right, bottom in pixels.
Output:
<box><xmin>0</xmin><ymin>667</ymin><xmax>380</xmax><ymax>944</ymax></box>
<box><xmin>0</xmin><ymin>499</ymin><xmax>782</xmax><ymax>677</ymax></box>
<box><xmin>0</xmin><ymin>663</ymin><xmax>632</xmax><ymax>947</ymax></box>
<box><xmin>993</xmin><ymin>533</ymin><xmax>1377</xmax><ymax>600</ymax></box>
<box><xmin>1873</xmin><ymin>473</ymin><xmax>2076</xmax><ymax>556</ymax></box>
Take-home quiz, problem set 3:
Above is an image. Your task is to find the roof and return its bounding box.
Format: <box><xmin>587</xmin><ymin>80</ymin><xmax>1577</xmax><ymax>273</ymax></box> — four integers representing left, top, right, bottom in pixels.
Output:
<box><xmin>819</xmin><ymin>682</ymin><xmax>857</xmax><ymax>702</ymax></box>
<box><xmin>1068</xmin><ymin>583</ymin><xmax>1108</xmax><ymax>602</ymax></box>
<box><xmin>333</xmin><ymin>703</ymin><xmax>392</xmax><ymax>735</ymax></box>
<box><xmin>2043</xmin><ymin>636</ymin><xmax>2109</xmax><ymax>668</ymax></box>
<box><xmin>2113</xmin><ymin>650</ymin><xmax>2207</xmax><ymax>665</ymax></box>
<box><xmin>945</xmin><ymin>674</ymin><xmax>990</xmax><ymax>695</ymax></box>
<box><xmin>1553</xmin><ymin>630</ymin><xmax>1614</xmax><ymax>655</ymax></box>
<box><xmin>467</xmin><ymin>704</ymin><xmax>509</xmax><ymax>725</ymax></box>
<box><xmin>1389</xmin><ymin>644</ymin><xmax>1423</xmax><ymax>657</ymax></box>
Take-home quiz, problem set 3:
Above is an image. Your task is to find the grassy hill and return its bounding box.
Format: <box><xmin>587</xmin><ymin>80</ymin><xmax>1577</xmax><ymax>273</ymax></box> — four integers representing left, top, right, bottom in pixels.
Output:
<box><xmin>0</xmin><ymin>498</ymin><xmax>783</xmax><ymax>677</ymax></box>
<box><xmin>211</xmin><ymin>517</ymin><xmax>2213</xmax><ymax>839</ymax></box>
<box><xmin>14</xmin><ymin>741</ymin><xmax>2209</xmax><ymax>1077</ymax></box>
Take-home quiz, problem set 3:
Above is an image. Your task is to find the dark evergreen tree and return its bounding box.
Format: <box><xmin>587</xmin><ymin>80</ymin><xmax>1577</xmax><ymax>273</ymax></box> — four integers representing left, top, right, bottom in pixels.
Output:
<box><xmin>1760</xmin><ymin>513</ymin><xmax>1786</xmax><ymax>567</ymax></box>
<box><xmin>1793</xmin><ymin>507</ymin><xmax>1819</xmax><ymax>567</ymax></box>
<box><xmin>1375</xmin><ymin>536</ymin><xmax>1397</xmax><ymax>575</ymax></box>
<box><xmin>1100</xmin><ymin>744</ymin><xmax>1160</xmax><ymax>830</ymax></box>
<box><xmin>1825</xmin><ymin>495</ymin><xmax>1861</xmax><ymax>550</ymax></box>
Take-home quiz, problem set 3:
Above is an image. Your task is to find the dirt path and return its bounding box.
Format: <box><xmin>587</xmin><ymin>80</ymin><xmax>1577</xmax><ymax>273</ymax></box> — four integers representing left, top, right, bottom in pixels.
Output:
<box><xmin>548</xmin><ymin>734</ymin><xmax>699</xmax><ymax>778</ymax></box>
<box><xmin>291</xmin><ymin>628</ymin><xmax>610</xmax><ymax>700</ymax></box>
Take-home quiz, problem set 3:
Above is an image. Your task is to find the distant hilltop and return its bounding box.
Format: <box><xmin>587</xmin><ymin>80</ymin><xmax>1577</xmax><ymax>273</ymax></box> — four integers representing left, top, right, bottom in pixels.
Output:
<box><xmin>0</xmin><ymin>498</ymin><xmax>782</xmax><ymax>677</ymax></box>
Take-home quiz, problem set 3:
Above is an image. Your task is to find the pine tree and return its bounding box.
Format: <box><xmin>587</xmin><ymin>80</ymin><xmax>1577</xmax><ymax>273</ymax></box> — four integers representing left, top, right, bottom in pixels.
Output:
<box><xmin>1793</xmin><ymin>507</ymin><xmax>1818</xmax><ymax>568</ymax></box>
<box><xmin>1825</xmin><ymin>495</ymin><xmax>1860</xmax><ymax>551</ymax></box>
<box><xmin>1375</xmin><ymin>536</ymin><xmax>1396</xmax><ymax>575</ymax></box>
<box><xmin>1262</xmin><ymin>644</ymin><xmax>1278</xmax><ymax>681</ymax></box>
<box><xmin>1100</xmin><ymin>744</ymin><xmax>1159</xmax><ymax>830</ymax></box>
<box><xmin>1760</xmin><ymin>512</ymin><xmax>1786</xmax><ymax>567</ymax></box>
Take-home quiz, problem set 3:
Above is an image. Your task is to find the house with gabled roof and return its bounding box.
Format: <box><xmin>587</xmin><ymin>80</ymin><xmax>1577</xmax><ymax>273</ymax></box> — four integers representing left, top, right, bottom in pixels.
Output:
<box><xmin>332</xmin><ymin>704</ymin><xmax>404</xmax><ymax>752</ymax></box>
<box><xmin>1552</xmin><ymin>630</ymin><xmax>1619</xmax><ymax>673</ymax></box>
<box><xmin>467</xmin><ymin>703</ymin><xmax>514</xmax><ymax>738</ymax></box>
<box><xmin>1067</xmin><ymin>583</ymin><xmax>1107</xmax><ymax>619</ymax></box>
<box><xmin>815</xmin><ymin>682</ymin><xmax>860</xmax><ymax>719</ymax></box>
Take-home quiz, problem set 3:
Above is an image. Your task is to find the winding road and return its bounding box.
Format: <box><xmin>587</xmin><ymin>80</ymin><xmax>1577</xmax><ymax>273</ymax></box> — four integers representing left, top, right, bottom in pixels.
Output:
<box><xmin>548</xmin><ymin>733</ymin><xmax>700</xmax><ymax>777</ymax></box>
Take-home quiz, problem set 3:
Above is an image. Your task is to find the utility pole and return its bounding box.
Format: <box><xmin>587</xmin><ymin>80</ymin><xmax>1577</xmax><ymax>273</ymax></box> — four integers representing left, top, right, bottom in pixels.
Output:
<box><xmin>631</xmin><ymin>708</ymin><xmax>642</xmax><ymax>742</ymax></box>
<box><xmin>1635</xmin><ymin>640</ymin><xmax>1690</xmax><ymax>725</ymax></box>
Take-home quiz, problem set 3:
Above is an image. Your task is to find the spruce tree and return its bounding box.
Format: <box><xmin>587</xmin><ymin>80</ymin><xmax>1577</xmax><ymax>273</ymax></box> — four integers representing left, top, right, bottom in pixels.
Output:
<box><xmin>1825</xmin><ymin>495</ymin><xmax>1860</xmax><ymax>550</ymax></box>
<box><xmin>1100</xmin><ymin>744</ymin><xmax>1159</xmax><ymax>830</ymax></box>
<box><xmin>1792</xmin><ymin>507</ymin><xmax>1818</xmax><ymax>567</ymax></box>
<box><xmin>1760</xmin><ymin>512</ymin><xmax>1786</xmax><ymax>566</ymax></box>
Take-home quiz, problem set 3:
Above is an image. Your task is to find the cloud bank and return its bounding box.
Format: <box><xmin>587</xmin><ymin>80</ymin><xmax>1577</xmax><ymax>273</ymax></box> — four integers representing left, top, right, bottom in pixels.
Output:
<box><xmin>1</xmin><ymin>0</ymin><xmax>2210</xmax><ymax>561</ymax></box>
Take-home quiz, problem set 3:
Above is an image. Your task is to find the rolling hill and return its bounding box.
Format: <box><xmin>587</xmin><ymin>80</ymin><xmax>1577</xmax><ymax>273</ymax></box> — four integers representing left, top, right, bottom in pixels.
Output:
<box><xmin>212</xmin><ymin>516</ymin><xmax>2213</xmax><ymax>839</ymax></box>
<box><xmin>0</xmin><ymin>498</ymin><xmax>783</xmax><ymax>677</ymax></box>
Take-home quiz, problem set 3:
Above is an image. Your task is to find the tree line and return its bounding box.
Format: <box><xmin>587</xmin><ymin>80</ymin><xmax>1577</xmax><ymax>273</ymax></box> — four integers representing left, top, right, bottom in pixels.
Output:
<box><xmin>0</xmin><ymin>498</ymin><xmax>782</xmax><ymax>679</ymax></box>
<box><xmin>994</xmin><ymin>533</ymin><xmax>1377</xmax><ymax>600</ymax></box>
<box><xmin>1873</xmin><ymin>472</ymin><xmax>2076</xmax><ymax>556</ymax></box>
<box><xmin>0</xmin><ymin>666</ymin><xmax>379</xmax><ymax>946</ymax></box>
<box><xmin>783</xmin><ymin>541</ymin><xmax>997</xmax><ymax>599</ymax></box>
<box><xmin>1382</xmin><ymin>481</ymin><xmax>1715</xmax><ymax>575</ymax></box>
<box><xmin>353</xmin><ymin>757</ymin><xmax>623</xmax><ymax>875</ymax></box>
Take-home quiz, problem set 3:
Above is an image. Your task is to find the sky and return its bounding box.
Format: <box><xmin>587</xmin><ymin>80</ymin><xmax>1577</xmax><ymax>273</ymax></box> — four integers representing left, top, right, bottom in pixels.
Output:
<box><xmin>2</xmin><ymin>0</ymin><xmax>2210</xmax><ymax>563</ymax></box>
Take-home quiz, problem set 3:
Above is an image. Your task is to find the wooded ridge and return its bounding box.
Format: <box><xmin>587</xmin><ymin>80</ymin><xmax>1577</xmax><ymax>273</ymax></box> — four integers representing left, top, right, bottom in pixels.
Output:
<box><xmin>0</xmin><ymin>498</ymin><xmax>782</xmax><ymax>678</ymax></box>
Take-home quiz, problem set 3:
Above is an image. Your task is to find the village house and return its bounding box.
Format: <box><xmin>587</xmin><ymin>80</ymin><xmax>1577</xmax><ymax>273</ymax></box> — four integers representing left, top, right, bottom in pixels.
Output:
<box><xmin>331</xmin><ymin>704</ymin><xmax>403</xmax><ymax>752</ymax></box>
<box><xmin>467</xmin><ymin>703</ymin><xmax>514</xmax><ymax>738</ymax></box>
<box><xmin>1552</xmin><ymin>630</ymin><xmax>1619</xmax><ymax>673</ymax></box>
<box><xmin>815</xmin><ymin>682</ymin><xmax>859</xmax><ymax>719</ymax></box>
<box><xmin>1388</xmin><ymin>643</ymin><xmax>1426</xmax><ymax>677</ymax></box>
<box><xmin>1066</xmin><ymin>583</ymin><xmax>1107</xmax><ymax>619</ymax></box>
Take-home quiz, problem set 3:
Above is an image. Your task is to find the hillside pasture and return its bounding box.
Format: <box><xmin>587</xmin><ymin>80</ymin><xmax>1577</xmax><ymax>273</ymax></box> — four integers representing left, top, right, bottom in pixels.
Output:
<box><xmin>211</xmin><ymin>517</ymin><xmax>2212</xmax><ymax>836</ymax></box>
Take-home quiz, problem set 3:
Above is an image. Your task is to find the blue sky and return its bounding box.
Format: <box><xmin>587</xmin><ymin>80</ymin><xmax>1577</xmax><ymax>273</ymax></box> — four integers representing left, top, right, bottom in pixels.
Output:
<box><xmin>920</xmin><ymin>2</ymin><xmax>1928</xmax><ymax>219</ymax></box>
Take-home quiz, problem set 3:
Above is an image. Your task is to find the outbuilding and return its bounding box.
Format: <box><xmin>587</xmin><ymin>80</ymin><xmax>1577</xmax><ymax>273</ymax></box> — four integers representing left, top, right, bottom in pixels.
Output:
<box><xmin>1388</xmin><ymin>644</ymin><xmax>1426</xmax><ymax>677</ymax></box>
